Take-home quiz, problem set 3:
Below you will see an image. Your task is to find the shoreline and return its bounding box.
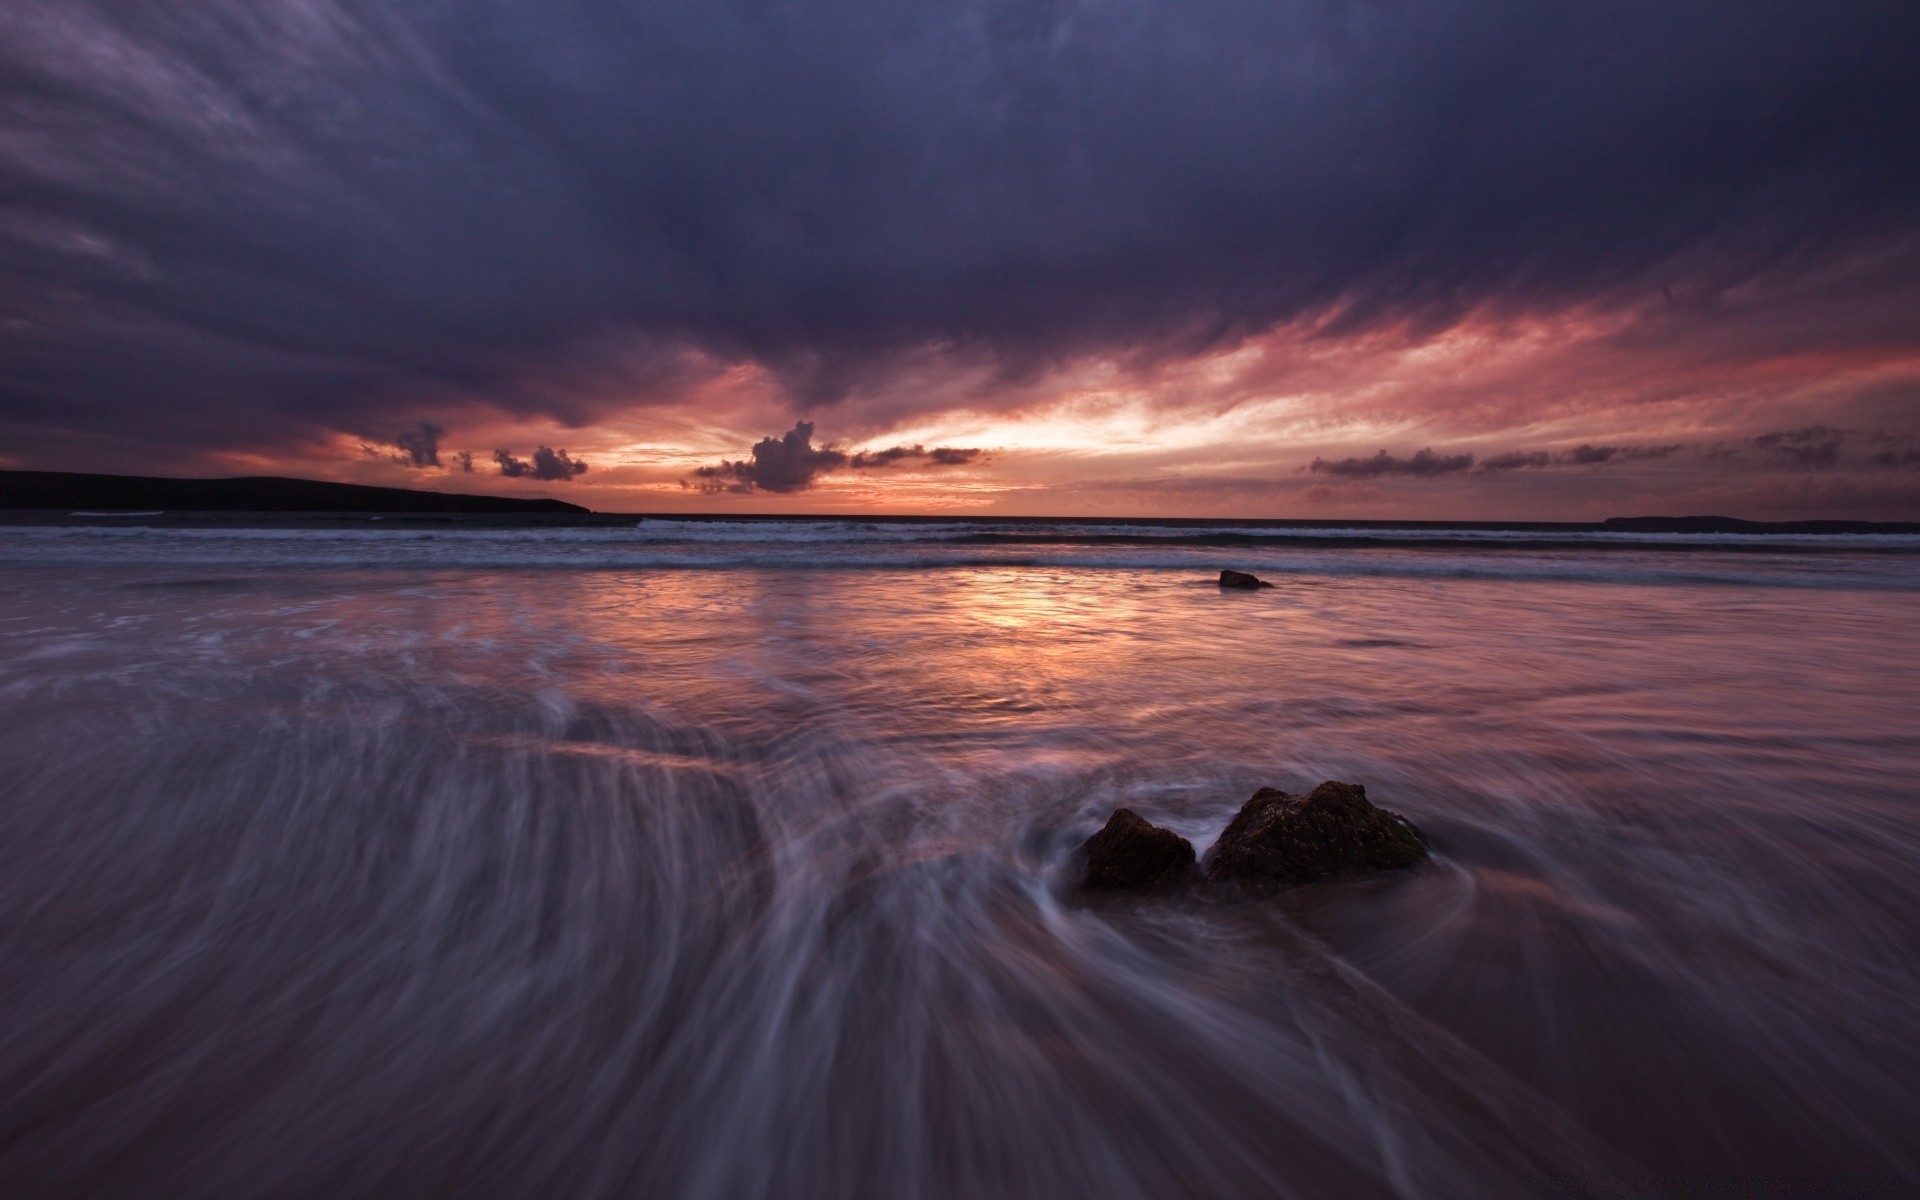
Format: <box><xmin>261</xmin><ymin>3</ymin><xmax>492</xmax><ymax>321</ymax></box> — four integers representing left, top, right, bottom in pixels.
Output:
<box><xmin>2</xmin><ymin>510</ymin><xmax>1916</xmax><ymax>554</ymax></box>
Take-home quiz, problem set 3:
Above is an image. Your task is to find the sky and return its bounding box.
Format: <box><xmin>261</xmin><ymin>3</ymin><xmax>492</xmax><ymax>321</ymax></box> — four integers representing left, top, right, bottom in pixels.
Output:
<box><xmin>2</xmin><ymin>0</ymin><xmax>1918</xmax><ymax>519</ymax></box>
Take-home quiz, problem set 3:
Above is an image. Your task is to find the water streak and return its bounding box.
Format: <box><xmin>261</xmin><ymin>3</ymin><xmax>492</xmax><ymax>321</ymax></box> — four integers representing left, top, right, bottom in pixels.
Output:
<box><xmin>1</xmin><ymin>540</ymin><xmax>1916</xmax><ymax>1196</ymax></box>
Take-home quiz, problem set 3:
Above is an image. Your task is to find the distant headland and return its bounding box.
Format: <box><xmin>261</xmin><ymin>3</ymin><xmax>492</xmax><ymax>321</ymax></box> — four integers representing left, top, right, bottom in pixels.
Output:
<box><xmin>0</xmin><ymin>470</ymin><xmax>589</xmax><ymax>515</ymax></box>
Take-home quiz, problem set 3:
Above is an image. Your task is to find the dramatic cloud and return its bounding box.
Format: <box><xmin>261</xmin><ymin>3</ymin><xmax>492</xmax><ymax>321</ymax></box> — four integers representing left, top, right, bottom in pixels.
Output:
<box><xmin>1</xmin><ymin>0</ymin><xmax>1917</xmax><ymax>467</ymax></box>
<box><xmin>926</xmin><ymin>448</ymin><xmax>983</xmax><ymax>466</ymax></box>
<box><xmin>0</xmin><ymin>0</ymin><xmax>1916</xmax><ymax>518</ymax></box>
<box><xmin>1303</xmin><ymin>441</ymin><xmax>1687</xmax><ymax>484</ymax></box>
<box><xmin>691</xmin><ymin>424</ymin><xmax>982</xmax><ymax>493</ymax></box>
<box><xmin>847</xmin><ymin>447</ymin><xmax>919</xmax><ymax>469</ymax></box>
<box><xmin>392</xmin><ymin>422</ymin><xmax>444</xmax><ymax>469</ymax></box>
<box><xmin>495</xmin><ymin>447</ymin><xmax>589</xmax><ymax>481</ymax></box>
<box><xmin>848</xmin><ymin>445</ymin><xmax>984</xmax><ymax>469</ymax></box>
<box><xmin>1310</xmin><ymin>449</ymin><xmax>1476</xmax><ymax>478</ymax></box>
<box><xmin>1477</xmin><ymin>451</ymin><xmax>1553</xmax><ymax>471</ymax></box>
<box><xmin>1479</xmin><ymin>444</ymin><xmax>1683</xmax><ymax>471</ymax></box>
<box><xmin>690</xmin><ymin>423</ymin><xmax>847</xmax><ymax>494</ymax></box>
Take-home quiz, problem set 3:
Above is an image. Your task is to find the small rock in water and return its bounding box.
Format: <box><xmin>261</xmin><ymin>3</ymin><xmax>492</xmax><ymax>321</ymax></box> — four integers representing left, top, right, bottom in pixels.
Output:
<box><xmin>1202</xmin><ymin>780</ymin><xmax>1428</xmax><ymax>889</ymax></box>
<box><xmin>1081</xmin><ymin>808</ymin><xmax>1196</xmax><ymax>891</ymax></box>
<box><xmin>1218</xmin><ymin>569</ymin><xmax>1274</xmax><ymax>589</ymax></box>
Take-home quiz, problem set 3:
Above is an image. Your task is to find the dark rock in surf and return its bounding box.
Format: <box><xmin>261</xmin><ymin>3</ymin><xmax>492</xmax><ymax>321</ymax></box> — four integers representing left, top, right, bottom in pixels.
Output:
<box><xmin>1202</xmin><ymin>781</ymin><xmax>1428</xmax><ymax>889</ymax></box>
<box><xmin>1081</xmin><ymin>809</ymin><xmax>1197</xmax><ymax>892</ymax></box>
<box><xmin>1218</xmin><ymin>569</ymin><xmax>1274</xmax><ymax>589</ymax></box>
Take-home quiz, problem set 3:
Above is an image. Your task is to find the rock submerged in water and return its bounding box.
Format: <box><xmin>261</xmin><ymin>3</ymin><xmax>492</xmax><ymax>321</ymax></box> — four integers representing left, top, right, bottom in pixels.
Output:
<box><xmin>1218</xmin><ymin>569</ymin><xmax>1274</xmax><ymax>589</ymax></box>
<box><xmin>1203</xmin><ymin>781</ymin><xmax>1428</xmax><ymax>889</ymax></box>
<box><xmin>1080</xmin><ymin>808</ymin><xmax>1196</xmax><ymax>891</ymax></box>
<box><xmin>1078</xmin><ymin>781</ymin><xmax>1427</xmax><ymax>894</ymax></box>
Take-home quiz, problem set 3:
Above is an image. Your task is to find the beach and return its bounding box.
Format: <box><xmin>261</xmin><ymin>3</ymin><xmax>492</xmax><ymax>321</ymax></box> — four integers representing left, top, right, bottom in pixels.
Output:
<box><xmin>1</xmin><ymin>518</ymin><xmax>1916</xmax><ymax>1196</ymax></box>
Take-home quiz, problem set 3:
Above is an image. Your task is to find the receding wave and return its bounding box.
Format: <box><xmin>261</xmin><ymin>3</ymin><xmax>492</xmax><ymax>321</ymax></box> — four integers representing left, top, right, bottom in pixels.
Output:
<box><xmin>3</xmin><ymin>548</ymin><xmax>1916</xmax><ymax>1194</ymax></box>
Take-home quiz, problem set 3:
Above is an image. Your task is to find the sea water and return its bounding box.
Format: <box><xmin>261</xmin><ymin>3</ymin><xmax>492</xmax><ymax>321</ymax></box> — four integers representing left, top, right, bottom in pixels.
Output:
<box><xmin>1</xmin><ymin>519</ymin><xmax>1916</xmax><ymax>1196</ymax></box>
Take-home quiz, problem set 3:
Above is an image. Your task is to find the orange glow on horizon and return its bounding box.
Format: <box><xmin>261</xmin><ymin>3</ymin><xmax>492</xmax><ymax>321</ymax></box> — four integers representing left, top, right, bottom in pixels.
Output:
<box><xmin>208</xmin><ymin>300</ymin><xmax>1920</xmax><ymax>521</ymax></box>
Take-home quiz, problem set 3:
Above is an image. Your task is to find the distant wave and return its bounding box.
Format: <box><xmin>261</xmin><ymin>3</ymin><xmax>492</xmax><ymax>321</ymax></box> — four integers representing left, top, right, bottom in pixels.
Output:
<box><xmin>626</xmin><ymin>518</ymin><xmax>1920</xmax><ymax>551</ymax></box>
<box><xmin>1</xmin><ymin>521</ymin><xmax>1915</xmax><ymax>589</ymax></box>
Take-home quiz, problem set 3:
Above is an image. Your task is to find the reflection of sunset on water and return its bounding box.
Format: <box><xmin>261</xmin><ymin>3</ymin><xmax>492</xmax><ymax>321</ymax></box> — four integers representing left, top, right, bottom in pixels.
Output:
<box><xmin>2</xmin><ymin>530</ymin><xmax>1917</xmax><ymax>1192</ymax></box>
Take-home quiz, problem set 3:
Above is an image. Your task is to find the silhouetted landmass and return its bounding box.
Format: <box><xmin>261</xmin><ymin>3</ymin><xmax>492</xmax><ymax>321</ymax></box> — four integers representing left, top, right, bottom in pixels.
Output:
<box><xmin>1602</xmin><ymin>515</ymin><xmax>1920</xmax><ymax>534</ymax></box>
<box><xmin>0</xmin><ymin>471</ymin><xmax>589</xmax><ymax>514</ymax></box>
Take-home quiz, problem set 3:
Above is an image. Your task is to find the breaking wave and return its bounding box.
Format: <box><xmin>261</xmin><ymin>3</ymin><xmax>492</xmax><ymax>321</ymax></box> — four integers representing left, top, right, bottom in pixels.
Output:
<box><xmin>1</xmin><ymin>519</ymin><xmax>1916</xmax><ymax>589</ymax></box>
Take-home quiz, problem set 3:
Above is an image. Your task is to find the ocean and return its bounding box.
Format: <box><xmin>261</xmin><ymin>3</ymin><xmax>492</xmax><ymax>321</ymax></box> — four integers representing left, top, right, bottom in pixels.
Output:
<box><xmin>1</xmin><ymin>516</ymin><xmax>1916</xmax><ymax>1196</ymax></box>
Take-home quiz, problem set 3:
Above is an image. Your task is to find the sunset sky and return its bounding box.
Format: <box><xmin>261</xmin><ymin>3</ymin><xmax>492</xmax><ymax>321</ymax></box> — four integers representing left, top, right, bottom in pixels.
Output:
<box><xmin>3</xmin><ymin>0</ymin><xmax>1917</xmax><ymax>518</ymax></box>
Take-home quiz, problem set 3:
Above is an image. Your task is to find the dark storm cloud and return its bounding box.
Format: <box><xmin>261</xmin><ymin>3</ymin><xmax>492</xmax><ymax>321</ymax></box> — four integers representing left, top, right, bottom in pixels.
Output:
<box><xmin>1478</xmin><ymin>451</ymin><xmax>1554</xmax><ymax>471</ymax></box>
<box><xmin>692</xmin><ymin>424</ymin><xmax>983</xmax><ymax>491</ymax></box>
<box><xmin>494</xmin><ymin>446</ymin><xmax>588</xmax><ymax>481</ymax></box>
<box><xmin>1311</xmin><ymin>449</ymin><xmax>1475</xmax><ymax>478</ymax></box>
<box><xmin>393</xmin><ymin>422</ymin><xmax>444</xmax><ymax>469</ymax></box>
<box><xmin>2</xmin><ymin>0</ymin><xmax>1919</xmax><ymax>457</ymax></box>
<box><xmin>1478</xmin><ymin>444</ymin><xmax>1683</xmax><ymax>471</ymax></box>
<box><xmin>848</xmin><ymin>447</ymin><xmax>916</xmax><ymax>469</ymax></box>
<box><xmin>848</xmin><ymin>445</ymin><xmax>984</xmax><ymax>469</ymax></box>
<box><xmin>691</xmin><ymin>422</ymin><xmax>847</xmax><ymax>494</ymax></box>
<box><xmin>1310</xmin><ymin>441</ymin><xmax>1684</xmax><ymax>480</ymax></box>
